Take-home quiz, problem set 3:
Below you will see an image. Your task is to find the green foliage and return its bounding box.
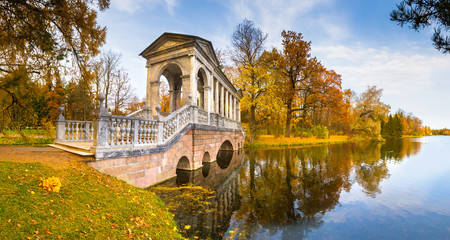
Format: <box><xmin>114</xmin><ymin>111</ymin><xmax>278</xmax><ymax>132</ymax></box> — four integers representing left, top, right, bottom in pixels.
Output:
<box><xmin>313</xmin><ymin>125</ymin><xmax>329</xmax><ymax>139</ymax></box>
<box><xmin>351</xmin><ymin>86</ymin><xmax>390</xmax><ymax>141</ymax></box>
<box><xmin>0</xmin><ymin>161</ymin><xmax>183</xmax><ymax>239</ymax></box>
<box><xmin>390</xmin><ymin>0</ymin><xmax>450</xmax><ymax>53</ymax></box>
<box><xmin>381</xmin><ymin>114</ymin><xmax>403</xmax><ymax>139</ymax></box>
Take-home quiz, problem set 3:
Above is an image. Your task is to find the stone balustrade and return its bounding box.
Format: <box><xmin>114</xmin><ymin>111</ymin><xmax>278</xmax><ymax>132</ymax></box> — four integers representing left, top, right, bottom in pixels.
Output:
<box><xmin>55</xmin><ymin>94</ymin><xmax>241</xmax><ymax>156</ymax></box>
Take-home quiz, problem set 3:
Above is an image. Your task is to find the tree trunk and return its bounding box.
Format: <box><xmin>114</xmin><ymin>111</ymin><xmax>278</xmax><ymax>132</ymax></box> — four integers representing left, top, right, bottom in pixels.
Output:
<box><xmin>249</xmin><ymin>104</ymin><xmax>257</xmax><ymax>143</ymax></box>
<box><xmin>285</xmin><ymin>99</ymin><xmax>292</xmax><ymax>138</ymax></box>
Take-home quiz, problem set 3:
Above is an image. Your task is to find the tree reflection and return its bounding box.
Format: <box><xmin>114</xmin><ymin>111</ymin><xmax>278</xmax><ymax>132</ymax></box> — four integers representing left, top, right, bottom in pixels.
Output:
<box><xmin>152</xmin><ymin>139</ymin><xmax>423</xmax><ymax>239</ymax></box>
<box><xmin>235</xmin><ymin>139</ymin><xmax>422</xmax><ymax>239</ymax></box>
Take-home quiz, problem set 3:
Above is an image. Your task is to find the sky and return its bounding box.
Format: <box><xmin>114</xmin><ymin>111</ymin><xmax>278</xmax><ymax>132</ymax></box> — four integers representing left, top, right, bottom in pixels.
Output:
<box><xmin>97</xmin><ymin>0</ymin><xmax>450</xmax><ymax>129</ymax></box>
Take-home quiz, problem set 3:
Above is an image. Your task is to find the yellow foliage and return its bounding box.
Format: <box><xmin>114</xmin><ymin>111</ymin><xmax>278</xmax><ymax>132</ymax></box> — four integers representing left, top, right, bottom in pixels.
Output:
<box><xmin>40</xmin><ymin>176</ymin><xmax>62</xmax><ymax>192</ymax></box>
<box><xmin>253</xmin><ymin>135</ymin><xmax>349</xmax><ymax>147</ymax></box>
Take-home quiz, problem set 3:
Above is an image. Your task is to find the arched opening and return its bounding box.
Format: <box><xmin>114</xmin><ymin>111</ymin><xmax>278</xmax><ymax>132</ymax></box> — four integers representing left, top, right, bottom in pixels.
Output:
<box><xmin>219</xmin><ymin>140</ymin><xmax>233</xmax><ymax>151</ymax></box>
<box><xmin>176</xmin><ymin>156</ymin><xmax>190</xmax><ymax>170</ymax></box>
<box><xmin>197</xmin><ymin>68</ymin><xmax>207</xmax><ymax>110</ymax></box>
<box><xmin>217</xmin><ymin>140</ymin><xmax>233</xmax><ymax>169</ymax></box>
<box><xmin>159</xmin><ymin>64</ymin><xmax>183</xmax><ymax>113</ymax></box>
<box><xmin>159</xmin><ymin>76</ymin><xmax>170</xmax><ymax>114</ymax></box>
<box><xmin>176</xmin><ymin>156</ymin><xmax>191</xmax><ymax>185</ymax></box>
<box><xmin>202</xmin><ymin>152</ymin><xmax>211</xmax><ymax>177</ymax></box>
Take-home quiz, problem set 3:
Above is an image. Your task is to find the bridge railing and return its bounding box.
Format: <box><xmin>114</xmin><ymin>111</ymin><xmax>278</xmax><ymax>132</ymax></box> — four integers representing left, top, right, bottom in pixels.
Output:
<box><xmin>55</xmin><ymin>94</ymin><xmax>241</xmax><ymax>153</ymax></box>
<box><xmin>56</xmin><ymin>119</ymin><xmax>94</xmax><ymax>141</ymax></box>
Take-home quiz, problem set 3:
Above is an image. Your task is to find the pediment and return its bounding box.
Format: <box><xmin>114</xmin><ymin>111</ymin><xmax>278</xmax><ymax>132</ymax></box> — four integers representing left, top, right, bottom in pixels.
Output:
<box><xmin>196</xmin><ymin>40</ymin><xmax>219</xmax><ymax>67</ymax></box>
<box><xmin>140</xmin><ymin>33</ymin><xmax>196</xmax><ymax>58</ymax></box>
<box><xmin>140</xmin><ymin>32</ymin><xmax>220</xmax><ymax>67</ymax></box>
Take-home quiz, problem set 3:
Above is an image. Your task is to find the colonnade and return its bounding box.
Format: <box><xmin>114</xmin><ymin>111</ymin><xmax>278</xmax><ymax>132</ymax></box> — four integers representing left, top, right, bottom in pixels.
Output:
<box><xmin>139</xmin><ymin>33</ymin><xmax>242</xmax><ymax>123</ymax></box>
<box><xmin>212</xmin><ymin>77</ymin><xmax>241</xmax><ymax>122</ymax></box>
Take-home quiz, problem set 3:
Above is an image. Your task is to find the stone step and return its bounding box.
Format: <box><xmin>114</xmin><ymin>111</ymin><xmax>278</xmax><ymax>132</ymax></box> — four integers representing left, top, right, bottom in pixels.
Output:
<box><xmin>53</xmin><ymin>141</ymin><xmax>92</xmax><ymax>151</ymax></box>
<box><xmin>48</xmin><ymin>143</ymin><xmax>94</xmax><ymax>157</ymax></box>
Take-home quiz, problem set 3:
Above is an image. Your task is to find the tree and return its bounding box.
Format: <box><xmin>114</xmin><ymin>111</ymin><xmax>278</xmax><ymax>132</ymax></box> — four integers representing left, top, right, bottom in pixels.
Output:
<box><xmin>111</xmin><ymin>70</ymin><xmax>134</xmax><ymax>115</ymax></box>
<box><xmin>96</xmin><ymin>50</ymin><xmax>121</xmax><ymax>109</ymax></box>
<box><xmin>230</xmin><ymin>19</ymin><xmax>268</xmax><ymax>143</ymax></box>
<box><xmin>390</xmin><ymin>0</ymin><xmax>450</xmax><ymax>53</ymax></box>
<box><xmin>0</xmin><ymin>0</ymin><xmax>109</xmax><ymax>72</ymax></box>
<box><xmin>268</xmin><ymin>30</ymin><xmax>314</xmax><ymax>137</ymax></box>
<box><xmin>159</xmin><ymin>78</ymin><xmax>170</xmax><ymax>113</ymax></box>
<box><xmin>0</xmin><ymin>0</ymin><xmax>109</xmax><ymax>130</ymax></box>
<box><xmin>351</xmin><ymin>86</ymin><xmax>390</xmax><ymax>140</ymax></box>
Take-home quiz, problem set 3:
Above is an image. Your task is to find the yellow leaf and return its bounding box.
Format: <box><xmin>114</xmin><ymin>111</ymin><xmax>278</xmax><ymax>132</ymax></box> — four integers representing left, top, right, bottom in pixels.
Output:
<box><xmin>40</xmin><ymin>177</ymin><xmax>61</xmax><ymax>193</ymax></box>
<box><xmin>184</xmin><ymin>225</ymin><xmax>191</xmax><ymax>230</ymax></box>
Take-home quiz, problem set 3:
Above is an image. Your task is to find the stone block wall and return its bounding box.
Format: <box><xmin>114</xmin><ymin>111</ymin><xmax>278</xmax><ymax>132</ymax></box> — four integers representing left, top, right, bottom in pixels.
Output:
<box><xmin>88</xmin><ymin>127</ymin><xmax>244</xmax><ymax>188</ymax></box>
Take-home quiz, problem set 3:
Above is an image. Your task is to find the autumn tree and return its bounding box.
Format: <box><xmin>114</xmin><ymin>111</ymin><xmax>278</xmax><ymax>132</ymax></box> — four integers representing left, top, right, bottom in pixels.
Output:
<box><xmin>111</xmin><ymin>70</ymin><xmax>134</xmax><ymax>115</ymax></box>
<box><xmin>390</xmin><ymin>0</ymin><xmax>450</xmax><ymax>53</ymax></box>
<box><xmin>230</xmin><ymin>19</ymin><xmax>269</xmax><ymax>143</ymax></box>
<box><xmin>267</xmin><ymin>31</ymin><xmax>313</xmax><ymax>137</ymax></box>
<box><xmin>307</xmin><ymin>69</ymin><xmax>351</xmax><ymax>135</ymax></box>
<box><xmin>0</xmin><ymin>0</ymin><xmax>109</xmax><ymax>129</ymax></box>
<box><xmin>159</xmin><ymin>77</ymin><xmax>170</xmax><ymax>113</ymax></box>
<box><xmin>96</xmin><ymin>50</ymin><xmax>121</xmax><ymax>109</ymax></box>
<box><xmin>351</xmin><ymin>86</ymin><xmax>390</xmax><ymax>140</ymax></box>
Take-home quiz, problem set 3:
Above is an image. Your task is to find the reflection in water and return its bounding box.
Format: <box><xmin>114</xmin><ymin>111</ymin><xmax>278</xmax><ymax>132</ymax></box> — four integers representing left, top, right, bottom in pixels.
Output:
<box><xmin>153</xmin><ymin>149</ymin><xmax>244</xmax><ymax>239</ymax></box>
<box><xmin>232</xmin><ymin>138</ymin><xmax>424</xmax><ymax>239</ymax></box>
<box><xmin>217</xmin><ymin>150</ymin><xmax>234</xmax><ymax>169</ymax></box>
<box><xmin>151</xmin><ymin>138</ymin><xmax>450</xmax><ymax>239</ymax></box>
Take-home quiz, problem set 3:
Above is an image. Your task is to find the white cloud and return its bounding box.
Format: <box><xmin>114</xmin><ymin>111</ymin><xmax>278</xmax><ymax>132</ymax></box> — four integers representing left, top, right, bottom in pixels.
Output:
<box><xmin>312</xmin><ymin>44</ymin><xmax>450</xmax><ymax>128</ymax></box>
<box><xmin>314</xmin><ymin>45</ymin><xmax>450</xmax><ymax>95</ymax></box>
<box><xmin>111</xmin><ymin>0</ymin><xmax>178</xmax><ymax>15</ymax></box>
<box><xmin>224</xmin><ymin>0</ymin><xmax>332</xmax><ymax>47</ymax></box>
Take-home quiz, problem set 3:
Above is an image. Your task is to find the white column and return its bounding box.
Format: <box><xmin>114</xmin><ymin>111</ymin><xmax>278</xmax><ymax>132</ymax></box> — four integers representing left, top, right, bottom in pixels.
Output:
<box><xmin>214</xmin><ymin>79</ymin><xmax>219</xmax><ymax>113</ymax></box>
<box><xmin>233</xmin><ymin>97</ymin><xmax>236</xmax><ymax>121</ymax></box>
<box><xmin>225</xmin><ymin>90</ymin><xmax>229</xmax><ymax>118</ymax></box>
<box><xmin>237</xmin><ymin>100</ymin><xmax>241</xmax><ymax>122</ymax></box>
<box><xmin>220</xmin><ymin>84</ymin><xmax>224</xmax><ymax>116</ymax></box>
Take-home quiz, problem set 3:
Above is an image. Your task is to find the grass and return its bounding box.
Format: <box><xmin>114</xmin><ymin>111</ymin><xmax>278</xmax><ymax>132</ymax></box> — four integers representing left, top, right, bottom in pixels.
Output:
<box><xmin>0</xmin><ymin>129</ymin><xmax>54</xmax><ymax>146</ymax></box>
<box><xmin>248</xmin><ymin>135</ymin><xmax>353</xmax><ymax>148</ymax></box>
<box><xmin>0</xmin><ymin>160</ymin><xmax>183</xmax><ymax>239</ymax></box>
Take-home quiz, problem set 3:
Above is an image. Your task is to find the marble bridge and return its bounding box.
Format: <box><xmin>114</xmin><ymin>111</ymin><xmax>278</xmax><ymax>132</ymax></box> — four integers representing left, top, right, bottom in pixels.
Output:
<box><xmin>50</xmin><ymin>33</ymin><xmax>245</xmax><ymax>188</ymax></box>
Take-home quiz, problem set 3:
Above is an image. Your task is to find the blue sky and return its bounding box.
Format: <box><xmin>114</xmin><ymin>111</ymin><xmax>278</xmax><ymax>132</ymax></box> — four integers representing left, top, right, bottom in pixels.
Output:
<box><xmin>97</xmin><ymin>0</ymin><xmax>450</xmax><ymax>129</ymax></box>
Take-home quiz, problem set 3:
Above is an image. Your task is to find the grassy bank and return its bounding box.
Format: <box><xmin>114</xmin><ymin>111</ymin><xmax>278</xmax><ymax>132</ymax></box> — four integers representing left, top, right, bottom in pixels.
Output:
<box><xmin>0</xmin><ymin>129</ymin><xmax>54</xmax><ymax>146</ymax></box>
<box><xmin>0</xmin><ymin>159</ymin><xmax>183</xmax><ymax>239</ymax></box>
<box><xmin>247</xmin><ymin>135</ymin><xmax>352</xmax><ymax>148</ymax></box>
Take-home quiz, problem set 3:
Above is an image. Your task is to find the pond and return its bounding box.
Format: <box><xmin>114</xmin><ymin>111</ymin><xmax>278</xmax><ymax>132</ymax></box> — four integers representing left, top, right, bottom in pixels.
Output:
<box><xmin>152</xmin><ymin>136</ymin><xmax>450</xmax><ymax>239</ymax></box>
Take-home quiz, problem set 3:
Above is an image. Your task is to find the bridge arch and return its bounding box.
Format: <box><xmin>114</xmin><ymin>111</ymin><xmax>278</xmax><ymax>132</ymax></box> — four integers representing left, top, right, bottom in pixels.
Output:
<box><xmin>155</xmin><ymin>62</ymin><xmax>185</xmax><ymax>113</ymax></box>
<box><xmin>196</xmin><ymin>67</ymin><xmax>208</xmax><ymax>110</ymax></box>
<box><xmin>176</xmin><ymin>156</ymin><xmax>191</xmax><ymax>170</ymax></box>
<box><xmin>219</xmin><ymin>140</ymin><xmax>233</xmax><ymax>151</ymax></box>
<box><xmin>217</xmin><ymin>140</ymin><xmax>234</xmax><ymax>169</ymax></box>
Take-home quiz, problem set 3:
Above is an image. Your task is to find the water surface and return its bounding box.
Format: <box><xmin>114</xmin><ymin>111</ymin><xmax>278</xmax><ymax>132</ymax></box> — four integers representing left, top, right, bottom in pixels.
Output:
<box><xmin>154</xmin><ymin>137</ymin><xmax>450</xmax><ymax>239</ymax></box>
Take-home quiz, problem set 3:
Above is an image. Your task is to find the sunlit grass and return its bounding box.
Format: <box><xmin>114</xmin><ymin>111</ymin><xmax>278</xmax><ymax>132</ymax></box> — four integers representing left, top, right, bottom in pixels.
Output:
<box><xmin>248</xmin><ymin>135</ymin><xmax>351</xmax><ymax>148</ymax></box>
<box><xmin>0</xmin><ymin>128</ymin><xmax>55</xmax><ymax>146</ymax></box>
<box><xmin>0</xmin><ymin>161</ymin><xmax>183</xmax><ymax>239</ymax></box>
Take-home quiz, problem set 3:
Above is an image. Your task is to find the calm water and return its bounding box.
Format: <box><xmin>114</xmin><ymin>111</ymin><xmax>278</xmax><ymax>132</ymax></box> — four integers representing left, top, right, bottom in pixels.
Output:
<box><xmin>155</xmin><ymin>136</ymin><xmax>450</xmax><ymax>239</ymax></box>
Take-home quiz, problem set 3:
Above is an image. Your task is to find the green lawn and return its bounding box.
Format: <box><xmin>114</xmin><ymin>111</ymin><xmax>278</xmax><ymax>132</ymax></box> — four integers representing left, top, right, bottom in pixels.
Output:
<box><xmin>0</xmin><ymin>160</ymin><xmax>183</xmax><ymax>239</ymax></box>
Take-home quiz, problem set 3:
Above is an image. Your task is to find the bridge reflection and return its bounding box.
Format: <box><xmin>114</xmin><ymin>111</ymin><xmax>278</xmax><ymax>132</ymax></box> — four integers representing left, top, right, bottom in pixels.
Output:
<box><xmin>153</xmin><ymin>148</ymin><xmax>244</xmax><ymax>239</ymax></box>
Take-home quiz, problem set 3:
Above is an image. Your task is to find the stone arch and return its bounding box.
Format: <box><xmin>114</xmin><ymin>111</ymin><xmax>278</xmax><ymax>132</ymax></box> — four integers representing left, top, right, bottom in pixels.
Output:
<box><xmin>176</xmin><ymin>156</ymin><xmax>190</xmax><ymax>170</ymax></box>
<box><xmin>219</xmin><ymin>140</ymin><xmax>233</xmax><ymax>151</ymax></box>
<box><xmin>196</xmin><ymin>67</ymin><xmax>208</xmax><ymax>110</ymax></box>
<box><xmin>155</xmin><ymin>62</ymin><xmax>184</xmax><ymax>113</ymax></box>
<box><xmin>202</xmin><ymin>152</ymin><xmax>211</xmax><ymax>162</ymax></box>
<box><xmin>217</xmin><ymin>140</ymin><xmax>233</xmax><ymax>169</ymax></box>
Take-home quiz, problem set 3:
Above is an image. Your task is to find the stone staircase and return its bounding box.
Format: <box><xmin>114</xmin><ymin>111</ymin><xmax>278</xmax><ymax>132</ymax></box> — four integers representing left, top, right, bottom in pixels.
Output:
<box><xmin>48</xmin><ymin>142</ymin><xmax>94</xmax><ymax>157</ymax></box>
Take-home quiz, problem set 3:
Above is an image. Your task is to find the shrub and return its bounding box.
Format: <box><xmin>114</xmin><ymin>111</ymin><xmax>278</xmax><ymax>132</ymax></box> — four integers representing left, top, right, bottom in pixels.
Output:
<box><xmin>313</xmin><ymin>125</ymin><xmax>329</xmax><ymax>139</ymax></box>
